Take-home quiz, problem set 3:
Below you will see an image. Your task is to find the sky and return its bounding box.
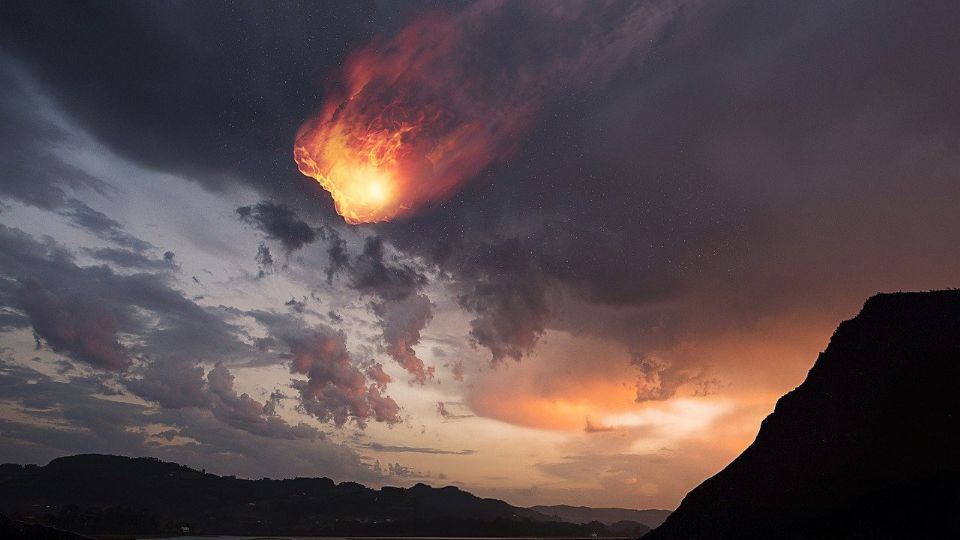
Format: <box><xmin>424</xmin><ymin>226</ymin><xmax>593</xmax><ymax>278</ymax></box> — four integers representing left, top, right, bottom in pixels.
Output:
<box><xmin>0</xmin><ymin>0</ymin><xmax>959</xmax><ymax>510</ymax></box>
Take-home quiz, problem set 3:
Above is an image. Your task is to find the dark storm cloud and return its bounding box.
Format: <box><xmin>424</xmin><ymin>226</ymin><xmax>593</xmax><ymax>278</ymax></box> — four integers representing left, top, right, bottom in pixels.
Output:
<box><xmin>0</xmin><ymin>58</ymin><xmax>162</xmax><ymax>260</ymax></box>
<box><xmin>322</xmin><ymin>227</ymin><xmax>351</xmax><ymax>284</ymax></box>
<box><xmin>348</xmin><ymin>237</ymin><xmax>428</xmax><ymax>301</ymax></box>
<box><xmin>255</xmin><ymin>243</ymin><xmax>275</xmax><ymax>277</ymax></box>
<box><xmin>237</xmin><ymin>201</ymin><xmax>317</xmax><ymax>252</ymax></box>
<box><xmin>84</xmin><ymin>247</ymin><xmax>178</xmax><ymax>271</ymax></box>
<box><xmin>3</xmin><ymin>0</ymin><xmax>960</xmax><ymax>403</ymax></box>
<box><xmin>0</xmin><ymin>306</ymin><xmax>30</xmax><ymax>331</ymax></box>
<box><xmin>0</xmin><ymin>58</ymin><xmax>157</xmax><ymax>257</ymax></box>
<box><xmin>454</xmin><ymin>253</ymin><xmax>551</xmax><ymax>364</ymax></box>
<box><xmin>285</xmin><ymin>296</ymin><xmax>307</xmax><ymax>313</ymax></box>
<box><xmin>374</xmin><ymin>0</ymin><xmax>960</xmax><ymax>396</ymax></box>
<box><xmin>60</xmin><ymin>200</ymin><xmax>155</xmax><ymax>252</ymax></box>
<box><xmin>0</xmin><ymin>58</ymin><xmax>107</xmax><ymax>210</ymax></box>
<box><xmin>0</xmin><ymin>1</ymin><xmax>424</xmax><ymax>200</ymax></box>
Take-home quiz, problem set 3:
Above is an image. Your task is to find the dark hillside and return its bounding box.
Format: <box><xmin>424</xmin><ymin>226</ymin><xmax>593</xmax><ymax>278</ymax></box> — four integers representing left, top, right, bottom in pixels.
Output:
<box><xmin>646</xmin><ymin>291</ymin><xmax>960</xmax><ymax>539</ymax></box>
<box><xmin>0</xmin><ymin>454</ymin><xmax>647</xmax><ymax>537</ymax></box>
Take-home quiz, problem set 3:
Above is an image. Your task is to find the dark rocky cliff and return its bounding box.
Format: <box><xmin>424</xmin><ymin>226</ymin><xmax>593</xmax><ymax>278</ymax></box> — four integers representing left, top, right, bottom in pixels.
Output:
<box><xmin>646</xmin><ymin>290</ymin><xmax>960</xmax><ymax>539</ymax></box>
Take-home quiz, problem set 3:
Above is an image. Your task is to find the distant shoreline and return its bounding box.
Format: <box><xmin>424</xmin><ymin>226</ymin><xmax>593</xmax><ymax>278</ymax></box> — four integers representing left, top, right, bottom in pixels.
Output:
<box><xmin>137</xmin><ymin>537</ymin><xmax>642</xmax><ymax>540</ymax></box>
<box><xmin>135</xmin><ymin>537</ymin><xmax>642</xmax><ymax>540</ymax></box>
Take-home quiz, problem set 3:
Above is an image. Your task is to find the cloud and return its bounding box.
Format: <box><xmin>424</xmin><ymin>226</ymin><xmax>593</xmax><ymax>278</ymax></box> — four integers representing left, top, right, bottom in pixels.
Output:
<box><xmin>255</xmin><ymin>243</ymin><xmax>274</xmax><ymax>277</ymax></box>
<box><xmin>0</xmin><ymin>2</ymin><xmax>743</xmax><ymax>392</ymax></box>
<box><xmin>237</xmin><ymin>201</ymin><xmax>317</xmax><ymax>252</ymax></box>
<box><xmin>0</xmin><ymin>2</ymin><xmax>391</xmax><ymax>195</ymax></box>
<box><xmin>374</xmin><ymin>293</ymin><xmax>435</xmax><ymax>384</ymax></box>
<box><xmin>326</xmin><ymin>236</ymin><xmax>436</xmax><ymax>384</ymax></box>
<box><xmin>0</xmin><ymin>120</ymin><xmax>236</xmax><ymax>375</ymax></box>
<box><xmin>0</xmin><ymin>308</ymin><xmax>29</xmax><ymax>331</ymax></box>
<box><xmin>0</xmin><ymin>362</ymin><xmax>384</xmax><ymax>484</ymax></box>
<box><xmin>363</xmin><ymin>442</ymin><xmax>475</xmax><ymax>455</ymax></box>
<box><xmin>436</xmin><ymin>401</ymin><xmax>474</xmax><ymax>421</ymax></box>
<box><xmin>207</xmin><ymin>363</ymin><xmax>320</xmax><ymax>440</ymax></box>
<box><xmin>0</xmin><ymin>50</ymin><xmax>407</xmax><ymax>479</ymax></box>
<box><xmin>287</xmin><ymin>327</ymin><xmax>401</xmax><ymax>428</ymax></box>
<box><xmin>18</xmin><ymin>278</ymin><xmax>132</xmax><ymax>371</ymax></box>
<box><xmin>456</xmin><ymin>258</ymin><xmax>550</xmax><ymax>364</ymax></box>
<box><xmin>374</xmin><ymin>461</ymin><xmax>444</xmax><ymax>480</ymax></box>
<box><xmin>126</xmin><ymin>360</ymin><xmax>208</xmax><ymax>409</ymax></box>
<box><xmin>385</xmin><ymin>462</ymin><xmax>416</xmax><ymax>478</ymax></box>
<box><xmin>321</xmin><ymin>227</ymin><xmax>350</xmax><ymax>284</ymax></box>
<box><xmin>372</xmin><ymin>0</ymin><xmax>960</xmax><ymax>398</ymax></box>
<box><xmin>242</xmin><ymin>308</ymin><xmax>404</xmax><ymax>428</ymax></box>
<box><xmin>0</xmin><ymin>224</ymin><xmax>323</xmax><ymax>442</ymax></box>
<box><xmin>0</xmin><ymin>58</ymin><xmax>154</xmax><ymax>254</ymax></box>
<box><xmin>59</xmin><ymin>199</ymin><xmax>154</xmax><ymax>252</ymax></box>
<box><xmin>102</xmin><ymin>354</ymin><xmax>320</xmax><ymax>440</ymax></box>
<box><xmin>449</xmin><ymin>360</ymin><xmax>464</xmax><ymax>382</ymax></box>
<box><xmin>8</xmin><ymin>1</ymin><xmax>960</xmax><ymax>400</ymax></box>
<box><xmin>347</xmin><ymin>236</ymin><xmax>427</xmax><ymax>300</ymax></box>
<box><xmin>584</xmin><ymin>418</ymin><xmax>616</xmax><ymax>433</ymax></box>
<box><xmin>84</xmin><ymin>247</ymin><xmax>178</xmax><ymax>271</ymax></box>
<box><xmin>362</xmin><ymin>359</ymin><xmax>392</xmax><ymax>390</ymax></box>
<box><xmin>0</xmin><ymin>57</ymin><xmax>108</xmax><ymax>211</ymax></box>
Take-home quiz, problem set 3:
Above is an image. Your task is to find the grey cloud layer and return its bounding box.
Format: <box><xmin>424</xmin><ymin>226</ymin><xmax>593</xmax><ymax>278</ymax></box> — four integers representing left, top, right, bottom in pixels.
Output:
<box><xmin>321</xmin><ymin>234</ymin><xmax>437</xmax><ymax>384</ymax></box>
<box><xmin>0</xmin><ymin>361</ymin><xmax>381</xmax><ymax>483</ymax></box>
<box><xmin>237</xmin><ymin>201</ymin><xmax>318</xmax><ymax>252</ymax></box>
<box><xmin>0</xmin><ymin>220</ymin><xmax>406</xmax><ymax>431</ymax></box>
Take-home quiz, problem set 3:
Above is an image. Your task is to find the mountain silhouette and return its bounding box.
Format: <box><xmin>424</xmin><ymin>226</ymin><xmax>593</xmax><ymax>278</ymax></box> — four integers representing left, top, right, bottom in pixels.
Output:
<box><xmin>0</xmin><ymin>454</ymin><xmax>650</xmax><ymax>537</ymax></box>
<box><xmin>531</xmin><ymin>504</ymin><xmax>670</xmax><ymax>528</ymax></box>
<box><xmin>645</xmin><ymin>290</ymin><xmax>960</xmax><ymax>539</ymax></box>
<box><xmin>0</xmin><ymin>514</ymin><xmax>93</xmax><ymax>540</ymax></box>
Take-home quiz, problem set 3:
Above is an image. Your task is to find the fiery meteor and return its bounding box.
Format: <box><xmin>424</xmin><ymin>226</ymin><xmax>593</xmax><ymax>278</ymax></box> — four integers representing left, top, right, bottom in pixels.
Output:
<box><xmin>294</xmin><ymin>16</ymin><xmax>502</xmax><ymax>224</ymax></box>
<box><xmin>295</xmin><ymin>3</ymin><xmax>676</xmax><ymax>224</ymax></box>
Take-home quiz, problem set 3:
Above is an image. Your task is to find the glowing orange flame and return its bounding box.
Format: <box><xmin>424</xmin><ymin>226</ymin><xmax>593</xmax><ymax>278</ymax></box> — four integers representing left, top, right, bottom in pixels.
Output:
<box><xmin>294</xmin><ymin>16</ymin><xmax>499</xmax><ymax>224</ymax></box>
<box><xmin>294</xmin><ymin>19</ymin><xmax>476</xmax><ymax>223</ymax></box>
<box><xmin>294</xmin><ymin>2</ymin><xmax>671</xmax><ymax>224</ymax></box>
<box><xmin>293</xmin><ymin>114</ymin><xmax>409</xmax><ymax>224</ymax></box>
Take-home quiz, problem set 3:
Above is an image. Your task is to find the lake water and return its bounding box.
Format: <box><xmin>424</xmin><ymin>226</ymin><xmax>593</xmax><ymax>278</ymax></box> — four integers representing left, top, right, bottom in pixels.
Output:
<box><xmin>147</xmin><ymin>537</ymin><xmax>617</xmax><ymax>540</ymax></box>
